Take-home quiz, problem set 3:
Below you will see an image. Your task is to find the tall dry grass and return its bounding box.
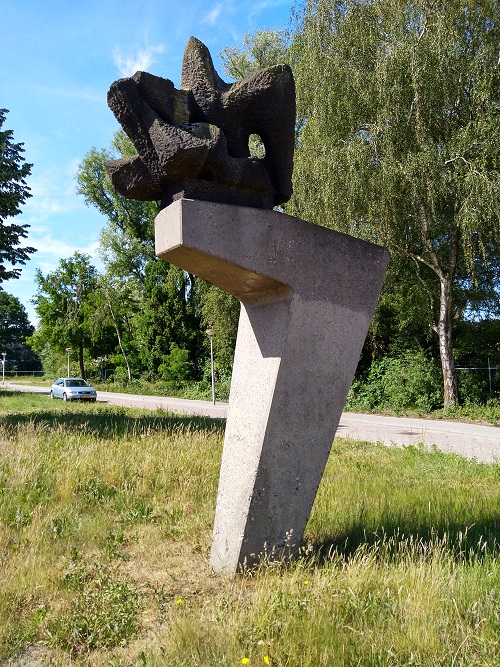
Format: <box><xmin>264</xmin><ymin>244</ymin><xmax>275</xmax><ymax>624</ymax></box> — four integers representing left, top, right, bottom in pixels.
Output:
<box><xmin>0</xmin><ymin>392</ymin><xmax>500</xmax><ymax>666</ymax></box>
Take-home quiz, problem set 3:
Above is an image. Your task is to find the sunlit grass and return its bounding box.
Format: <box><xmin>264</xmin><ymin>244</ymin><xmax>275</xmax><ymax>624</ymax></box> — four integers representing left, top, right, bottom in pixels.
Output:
<box><xmin>1</xmin><ymin>391</ymin><xmax>500</xmax><ymax>666</ymax></box>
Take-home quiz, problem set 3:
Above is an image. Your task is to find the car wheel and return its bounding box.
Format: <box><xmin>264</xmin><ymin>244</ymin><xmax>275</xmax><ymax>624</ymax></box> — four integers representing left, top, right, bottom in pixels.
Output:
<box><xmin>63</xmin><ymin>393</ymin><xmax>68</xmax><ymax>402</ymax></box>
<box><xmin>49</xmin><ymin>390</ymin><xmax>54</xmax><ymax>399</ymax></box>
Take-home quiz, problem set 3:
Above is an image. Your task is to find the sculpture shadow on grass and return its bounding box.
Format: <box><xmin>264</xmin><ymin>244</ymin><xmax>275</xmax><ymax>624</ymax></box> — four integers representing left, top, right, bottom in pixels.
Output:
<box><xmin>308</xmin><ymin>513</ymin><xmax>500</xmax><ymax>565</ymax></box>
<box><xmin>0</xmin><ymin>403</ymin><xmax>225</xmax><ymax>440</ymax></box>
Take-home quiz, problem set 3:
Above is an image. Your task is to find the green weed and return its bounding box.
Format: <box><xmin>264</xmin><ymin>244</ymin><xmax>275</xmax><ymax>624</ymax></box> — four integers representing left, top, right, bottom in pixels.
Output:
<box><xmin>46</xmin><ymin>559</ymin><xmax>140</xmax><ymax>655</ymax></box>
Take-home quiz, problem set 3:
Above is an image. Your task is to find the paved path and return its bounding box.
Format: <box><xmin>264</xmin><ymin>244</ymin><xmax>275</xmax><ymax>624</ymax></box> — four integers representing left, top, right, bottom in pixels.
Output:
<box><xmin>337</xmin><ymin>412</ymin><xmax>500</xmax><ymax>463</ymax></box>
<box><xmin>3</xmin><ymin>382</ymin><xmax>500</xmax><ymax>463</ymax></box>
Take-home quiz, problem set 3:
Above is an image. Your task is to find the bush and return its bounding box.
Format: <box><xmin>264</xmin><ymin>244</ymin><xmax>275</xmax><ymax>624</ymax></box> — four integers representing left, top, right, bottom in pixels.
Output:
<box><xmin>347</xmin><ymin>351</ymin><xmax>443</xmax><ymax>413</ymax></box>
<box><xmin>457</xmin><ymin>368</ymin><xmax>491</xmax><ymax>404</ymax></box>
<box><xmin>110</xmin><ymin>366</ymin><xmax>129</xmax><ymax>384</ymax></box>
<box><xmin>158</xmin><ymin>343</ymin><xmax>192</xmax><ymax>384</ymax></box>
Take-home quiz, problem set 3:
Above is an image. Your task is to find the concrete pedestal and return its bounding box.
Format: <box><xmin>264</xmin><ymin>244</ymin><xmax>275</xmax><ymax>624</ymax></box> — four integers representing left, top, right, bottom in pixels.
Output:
<box><xmin>155</xmin><ymin>199</ymin><xmax>390</xmax><ymax>574</ymax></box>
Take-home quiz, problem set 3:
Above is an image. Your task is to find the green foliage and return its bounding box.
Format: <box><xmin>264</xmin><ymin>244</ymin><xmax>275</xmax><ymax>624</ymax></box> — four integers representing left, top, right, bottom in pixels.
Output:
<box><xmin>158</xmin><ymin>343</ymin><xmax>192</xmax><ymax>384</ymax></box>
<box><xmin>443</xmin><ymin>397</ymin><xmax>500</xmax><ymax>425</ymax></box>
<box><xmin>289</xmin><ymin>0</ymin><xmax>500</xmax><ymax>406</ymax></box>
<box><xmin>218</xmin><ymin>29</ymin><xmax>289</xmax><ymax>79</ymax></box>
<box><xmin>348</xmin><ymin>350</ymin><xmax>443</xmax><ymax>412</ymax></box>
<box><xmin>0</xmin><ymin>291</ymin><xmax>40</xmax><ymax>371</ymax></box>
<box><xmin>76</xmin><ymin>131</ymin><xmax>157</xmax><ymax>280</ymax></box>
<box><xmin>0</xmin><ymin>109</ymin><xmax>36</xmax><ymax>283</ymax></box>
<box><xmin>29</xmin><ymin>252</ymin><xmax>98</xmax><ymax>379</ymax></box>
<box><xmin>453</xmin><ymin>319</ymin><xmax>500</xmax><ymax>403</ymax></box>
<box><xmin>194</xmin><ymin>280</ymin><xmax>240</xmax><ymax>377</ymax></box>
<box><xmin>76</xmin><ymin>132</ymin><xmax>223</xmax><ymax>384</ymax></box>
<box><xmin>219</xmin><ymin>29</ymin><xmax>291</xmax><ymax>160</ymax></box>
<box><xmin>457</xmin><ymin>371</ymin><xmax>491</xmax><ymax>405</ymax></box>
<box><xmin>136</xmin><ymin>259</ymin><xmax>203</xmax><ymax>380</ymax></box>
<box><xmin>89</xmin><ymin>274</ymin><xmax>140</xmax><ymax>381</ymax></box>
<box><xmin>362</xmin><ymin>254</ymin><xmax>438</xmax><ymax>369</ymax></box>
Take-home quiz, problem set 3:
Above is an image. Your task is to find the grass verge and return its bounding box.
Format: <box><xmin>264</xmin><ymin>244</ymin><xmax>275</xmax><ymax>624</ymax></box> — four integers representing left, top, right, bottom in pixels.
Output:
<box><xmin>6</xmin><ymin>375</ymin><xmax>500</xmax><ymax>424</ymax></box>
<box><xmin>0</xmin><ymin>392</ymin><xmax>499</xmax><ymax>666</ymax></box>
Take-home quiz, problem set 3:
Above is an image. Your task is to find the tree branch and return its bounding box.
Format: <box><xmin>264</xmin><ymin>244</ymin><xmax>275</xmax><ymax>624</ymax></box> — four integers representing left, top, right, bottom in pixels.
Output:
<box><xmin>444</xmin><ymin>155</ymin><xmax>472</xmax><ymax>168</ymax></box>
<box><xmin>418</xmin><ymin>206</ymin><xmax>443</xmax><ymax>277</ymax></box>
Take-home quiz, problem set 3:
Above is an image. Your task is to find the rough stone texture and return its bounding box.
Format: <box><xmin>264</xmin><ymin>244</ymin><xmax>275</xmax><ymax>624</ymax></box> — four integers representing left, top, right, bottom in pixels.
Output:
<box><xmin>106</xmin><ymin>37</ymin><xmax>295</xmax><ymax>210</ymax></box>
<box><xmin>155</xmin><ymin>199</ymin><xmax>390</xmax><ymax>574</ymax></box>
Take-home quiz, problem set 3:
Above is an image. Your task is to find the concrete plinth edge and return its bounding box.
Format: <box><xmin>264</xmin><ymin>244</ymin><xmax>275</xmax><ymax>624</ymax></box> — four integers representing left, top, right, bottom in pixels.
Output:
<box><xmin>155</xmin><ymin>199</ymin><xmax>390</xmax><ymax>574</ymax></box>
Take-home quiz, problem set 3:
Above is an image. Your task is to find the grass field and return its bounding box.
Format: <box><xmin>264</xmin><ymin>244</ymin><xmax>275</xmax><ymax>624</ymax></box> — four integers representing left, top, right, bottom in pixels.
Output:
<box><xmin>1</xmin><ymin>390</ymin><xmax>500</xmax><ymax>666</ymax></box>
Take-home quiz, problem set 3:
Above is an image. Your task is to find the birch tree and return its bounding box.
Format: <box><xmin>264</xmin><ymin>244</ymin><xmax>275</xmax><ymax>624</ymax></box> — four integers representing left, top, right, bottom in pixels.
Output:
<box><xmin>289</xmin><ymin>0</ymin><xmax>500</xmax><ymax>406</ymax></box>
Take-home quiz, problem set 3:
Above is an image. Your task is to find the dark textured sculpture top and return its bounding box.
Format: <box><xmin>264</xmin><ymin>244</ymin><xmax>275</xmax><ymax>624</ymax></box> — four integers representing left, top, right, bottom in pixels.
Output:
<box><xmin>106</xmin><ymin>37</ymin><xmax>295</xmax><ymax>210</ymax></box>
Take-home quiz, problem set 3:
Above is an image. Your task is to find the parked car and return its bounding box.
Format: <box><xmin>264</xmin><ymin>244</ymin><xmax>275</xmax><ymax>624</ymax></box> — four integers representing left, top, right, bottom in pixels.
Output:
<box><xmin>50</xmin><ymin>377</ymin><xmax>97</xmax><ymax>402</ymax></box>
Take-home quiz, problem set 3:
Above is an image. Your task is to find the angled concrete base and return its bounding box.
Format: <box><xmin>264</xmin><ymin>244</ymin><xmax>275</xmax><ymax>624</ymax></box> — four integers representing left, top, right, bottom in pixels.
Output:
<box><xmin>155</xmin><ymin>199</ymin><xmax>390</xmax><ymax>574</ymax></box>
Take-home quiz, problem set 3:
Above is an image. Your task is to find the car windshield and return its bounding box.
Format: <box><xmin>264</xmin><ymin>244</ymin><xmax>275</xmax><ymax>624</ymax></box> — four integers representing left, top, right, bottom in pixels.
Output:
<box><xmin>66</xmin><ymin>380</ymin><xmax>87</xmax><ymax>387</ymax></box>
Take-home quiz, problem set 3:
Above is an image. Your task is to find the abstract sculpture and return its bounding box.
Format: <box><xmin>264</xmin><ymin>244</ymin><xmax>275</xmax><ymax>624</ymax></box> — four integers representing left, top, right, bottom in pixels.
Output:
<box><xmin>107</xmin><ymin>38</ymin><xmax>390</xmax><ymax>574</ymax></box>
<box><xmin>107</xmin><ymin>37</ymin><xmax>295</xmax><ymax>210</ymax></box>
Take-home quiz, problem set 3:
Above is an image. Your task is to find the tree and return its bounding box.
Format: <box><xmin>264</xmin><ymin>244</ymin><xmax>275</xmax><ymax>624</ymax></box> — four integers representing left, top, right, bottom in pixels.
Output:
<box><xmin>289</xmin><ymin>0</ymin><xmax>500</xmax><ymax>406</ymax></box>
<box><xmin>219</xmin><ymin>29</ymin><xmax>289</xmax><ymax>80</ymax></box>
<box><xmin>0</xmin><ymin>109</ymin><xmax>36</xmax><ymax>284</ymax></box>
<box><xmin>30</xmin><ymin>253</ymin><xmax>98</xmax><ymax>379</ymax></box>
<box><xmin>77</xmin><ymin>127</ymin><xmax>242</xmax><ymax>382</ymax></box>
<box><xmin>90</xmin><ymin>274</ymin><xmax>139</xmax><ymax>381</ymax></box>
<box><xmin>193</xmin><ymin>279</ymin><xmax>240</xmax><ymax>378</ymax></box>
<box><xmin>135</xmin><ymin>259</ymin><xmax>203</xmax><ymax>381</ymax></box>
<box><xmin>361</xmin><ymin>254</ymin><xmax>438</xmax><ymax>364</ymax></box>
<box><xmin>76</xmin><ymin>131</ymin><xmax>157</xmax><ymax>283</ymax></box>
<box><xmin>219</xmin><ymin>29</ymin><xmax>291</xmax><ymax>160</ymax></box>
<box><xmin>0</xmin><ymin>291</ymin><xmax>41</xmax><ymax>371</ymax></box>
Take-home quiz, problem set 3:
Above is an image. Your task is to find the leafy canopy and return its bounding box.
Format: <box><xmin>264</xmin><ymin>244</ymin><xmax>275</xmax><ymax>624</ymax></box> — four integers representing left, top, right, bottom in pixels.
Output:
<box><xmin>31</xmin><ymin>253</ymin><xmax>98</xmax><ymax>378</ymax></box>
<box><xmin>289</xmin><ymin>0</ymin><xmax>500</xmax><ymax>405</ymax></box>
<box><xmin>289</xmin><ymin>0</ymin><xmax>500</xmax><ymax>254</ymax></box>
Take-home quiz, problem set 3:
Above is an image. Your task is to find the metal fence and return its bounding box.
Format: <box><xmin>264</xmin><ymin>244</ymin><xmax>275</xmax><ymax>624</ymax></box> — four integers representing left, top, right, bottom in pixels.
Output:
<box><xmin>3</xmin><ymin>370</ymin><xmax>45</xmax><ymax>377</ymax></box>
<box><xmin>456</xmin><ymin>362</ymin><xmax>500</xmax><ymax>398</ymax></box>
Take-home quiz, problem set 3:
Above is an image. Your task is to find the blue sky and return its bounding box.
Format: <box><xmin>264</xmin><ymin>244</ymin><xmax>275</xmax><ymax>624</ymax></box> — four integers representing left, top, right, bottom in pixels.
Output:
<box><xmin>2</xmin><ymin>0</ymin><xmax>293</xmax><ymax>324</ymax></box>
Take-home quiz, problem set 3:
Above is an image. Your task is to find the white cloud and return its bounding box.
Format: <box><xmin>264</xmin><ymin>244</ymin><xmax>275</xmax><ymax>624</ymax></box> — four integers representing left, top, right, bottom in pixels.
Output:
<box><xmin>112</xmin><ymin>44</ymin><xmax>165</xmax><ymax>77</ymax></box>
<box><xmin>24</xmin><ymin>198</ymin><xmax>73</xmax><ymax>220</ymax></box>
<box><xmin>31</xmin><ymin>235</ymin><xmax>100</xmax><ymax>261</ymax></box>
<box><xmin>4</xmin><ymin>236</ymin><xmax>102</xmax><ymax>326</ymax></box>
<box><xmin>202</xmin><ymin>3</ymin><xmax>223</xmax><ymax>25</ymax></box>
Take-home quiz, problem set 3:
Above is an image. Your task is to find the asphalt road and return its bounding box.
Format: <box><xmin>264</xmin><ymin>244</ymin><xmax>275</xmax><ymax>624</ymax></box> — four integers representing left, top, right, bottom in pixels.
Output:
<box><xmin>3</xmin><ymin>382</ymin><xmax>500</xmax><ymax>463</ymax></box>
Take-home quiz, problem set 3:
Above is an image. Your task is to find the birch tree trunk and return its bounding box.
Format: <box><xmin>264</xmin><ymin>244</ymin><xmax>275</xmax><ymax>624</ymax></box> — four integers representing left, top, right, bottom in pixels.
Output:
<box><xmin>436</xmin><ymin>273</ymin><xmax>458</xmax><ymax>407</ymax></box>
<box><xmin>408</xmin><ymin>212</ymin><xmax>460</xmax><ymax>407</ymax></box>
<box><xmin>105</xmin><ymin>291</ymin><xmax>132</xmax><ymax>382</ymax></box>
